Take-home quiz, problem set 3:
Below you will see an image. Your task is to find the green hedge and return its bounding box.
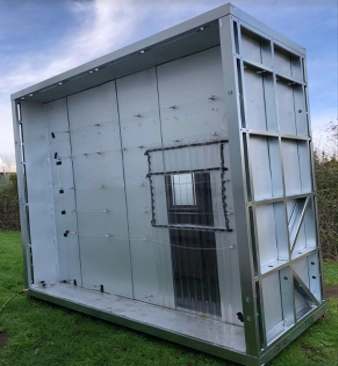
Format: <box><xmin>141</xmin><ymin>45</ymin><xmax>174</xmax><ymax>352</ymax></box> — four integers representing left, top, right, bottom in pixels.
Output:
<box><xmin>0</xmin><ymin>173</ymin><xmax>20</xmax><ymax>231</ymax></box>
<box><xmin>0</xmin><ymin>174</ymin><xmax>8</xmax><ymax>187</ymax></box>
<box><xmin>315</xmin><ymin>154</ymin><xmax>338</xmax><ymax>260</ymax></box>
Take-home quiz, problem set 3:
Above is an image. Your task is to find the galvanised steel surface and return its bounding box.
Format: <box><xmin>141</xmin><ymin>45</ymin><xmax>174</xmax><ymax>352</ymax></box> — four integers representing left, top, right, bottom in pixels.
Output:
<box><xmin>11</xmin><ymin>4</ymin><xmax>327</xmax><ymax>366</ymax></box>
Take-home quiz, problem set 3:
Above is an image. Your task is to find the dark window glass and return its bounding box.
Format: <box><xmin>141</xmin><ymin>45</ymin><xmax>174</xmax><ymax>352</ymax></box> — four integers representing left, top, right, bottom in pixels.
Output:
<box><xmin>165</xmin><ymin>172</ymin><xmax>221</xmax><ymax>317</ymax></box>
<box><xmin>165</xmin><ymin>172</ymin><xmax>214</xmax><ymax>227</ymax></box>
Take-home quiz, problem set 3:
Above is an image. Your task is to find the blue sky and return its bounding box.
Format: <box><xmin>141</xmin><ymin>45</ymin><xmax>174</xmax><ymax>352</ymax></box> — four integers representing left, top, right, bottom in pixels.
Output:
<box><xmin>0</xmin><ymin>0</ymin><xmax>337</xmax><ymax>161</ymax></box>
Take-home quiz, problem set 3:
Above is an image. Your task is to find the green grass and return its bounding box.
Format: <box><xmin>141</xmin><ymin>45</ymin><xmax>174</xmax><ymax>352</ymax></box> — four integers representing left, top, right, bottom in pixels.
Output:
<box><xmin>0</xmin><ymin>231</ymin><xmax>337</xmax><ymax>366</ymax></box>
<box><xmin>323</xmin><ymin>261</ymin><xmax>338</xmax><ymax>285</ymax></box>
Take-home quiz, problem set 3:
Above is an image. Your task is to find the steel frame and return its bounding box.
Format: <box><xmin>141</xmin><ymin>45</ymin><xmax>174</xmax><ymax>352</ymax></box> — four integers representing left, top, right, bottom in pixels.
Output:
<box><xmin>219</xmin><ymin>10</ymin><xmax>326</xmax><ymax>361</ymax></box>
<box><xmin>11</xmin><ymin>4</ymin><xmax>327</xmax><ymax>366</ymax></box>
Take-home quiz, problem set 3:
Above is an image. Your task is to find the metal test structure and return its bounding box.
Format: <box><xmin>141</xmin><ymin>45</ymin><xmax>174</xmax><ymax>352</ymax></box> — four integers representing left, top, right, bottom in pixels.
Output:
<box><xmin>11</xmin><ymin>4</ymin><xmax>327</xmax><ymax>366</ymax></box>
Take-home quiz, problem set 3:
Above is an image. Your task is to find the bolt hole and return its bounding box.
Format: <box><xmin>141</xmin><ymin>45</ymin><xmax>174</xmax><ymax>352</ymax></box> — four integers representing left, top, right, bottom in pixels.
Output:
<box><xmin>268</xmin><ymin>265</ymin><xmax>273</xmax><ymax>268</ymax></box>
<box><xmin>312</xmin><ymin>276</ymin><xmax>317</xmax><ymax>279</ymax></box>
<box><xmin>283</xmin><ymin>276</ymin><xmax>288</xmax><ymax>280</ymax></box>
<box><xmin>311</xmin><ymin>261</ymin><xmax>315</xmax><ymax>265</ymax></box>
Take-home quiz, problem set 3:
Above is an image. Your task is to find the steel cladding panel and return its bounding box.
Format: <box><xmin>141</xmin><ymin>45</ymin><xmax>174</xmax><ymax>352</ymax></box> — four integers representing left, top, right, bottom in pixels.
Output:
<box><xmin>157</xmin><ymin>47</ymin><xmax>228</xmax><ymax>141</ymax></box>
<box><xmin>20</xmin><ymin>102</ymin><xmax>59</xmax><ymax>284</ymax></box>
<box><xmin>116</xmin><ymin>68</ymin><xmax>175</xmax><ymax>307</ymax></box>
<box><xmin>66</xmin><ymin>82</ymin><xmax>133</xmax><ymax>297</ymax></box>
<box><xmin>45</xmin><ymin>99</ymin><xmax>81</xmax><ymax>283</ymax></box>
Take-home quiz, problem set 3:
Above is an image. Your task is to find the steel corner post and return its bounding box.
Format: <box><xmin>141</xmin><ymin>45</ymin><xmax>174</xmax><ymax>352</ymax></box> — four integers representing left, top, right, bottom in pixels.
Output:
<box><xmin>219</xmin><ymin>15</ymin><xmax>262</xmax><ymax>357</ymax></box>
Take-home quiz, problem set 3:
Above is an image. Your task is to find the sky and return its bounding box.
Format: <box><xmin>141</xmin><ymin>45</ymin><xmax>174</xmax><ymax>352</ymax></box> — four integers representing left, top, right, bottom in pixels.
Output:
<box><xmin>0</xmin><ymin>0</ymin><xmax>337</xmax><ymax>163</ymax></box>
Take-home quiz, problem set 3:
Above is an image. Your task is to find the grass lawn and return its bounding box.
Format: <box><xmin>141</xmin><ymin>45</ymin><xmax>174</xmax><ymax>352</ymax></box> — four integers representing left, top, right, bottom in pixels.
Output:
<box><xmin>0</xmin><ymin>231</ymin><xmax>337</xmax><ymax>366</ymax></box>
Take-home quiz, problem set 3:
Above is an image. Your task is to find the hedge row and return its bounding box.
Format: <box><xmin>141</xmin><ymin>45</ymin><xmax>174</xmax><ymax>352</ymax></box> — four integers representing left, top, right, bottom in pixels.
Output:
<box><xmin>315</xmin><ymin>154</ymin><xmax>338</xmax><ymax>260</ymax></box>
<box><xmin>0</xmin><ymin>173</ymin><xmax>20</xmax><ymax>231</ymax></box>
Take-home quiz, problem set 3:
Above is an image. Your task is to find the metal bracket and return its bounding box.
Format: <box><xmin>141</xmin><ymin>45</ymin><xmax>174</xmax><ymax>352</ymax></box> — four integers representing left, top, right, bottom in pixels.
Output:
<box><xmin>290</xmin><ymin>197</ymin><xmax>310</xmax><ymax>253</ymax></box>
<box><xmin>293</xmin><ymin>270</ymin><xmax>319</xmax><ymax>306</ymax></box>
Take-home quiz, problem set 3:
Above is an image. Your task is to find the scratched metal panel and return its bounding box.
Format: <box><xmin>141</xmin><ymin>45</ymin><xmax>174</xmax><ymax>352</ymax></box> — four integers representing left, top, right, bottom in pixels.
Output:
<box><xmin>255</xmin><ymin>204</ymin><xmax>278</xmax><ymax>267</ymax></box>
<box><xmin>44</xmin><ymin>99</ymin><xmax>81</xmax><ymax>283</ymax></box>
<box><xmin>72</xmin><ymin>151</ymin><xmax>124</xmax><ymax>190</ymax></box>
<box><xmin>281</xmin><ymin>140</ymin><xmax>301</xmax><ymax>195</ymax></box>
<box><xmin>261</xmin><ymin>272</ymin><xmax>283</xmax><ymax>333</ymax></box>
<box><xmin>116</xmin><ymin>68</ymin><xmax>175</xmax><ymax>307</ymax></box>
<box><xmin>240</xmin><ymin>27</ymin><xmax>272</xmax><ymax>67</ymax></box>
<box><xmin>70</xmin><ymin>122</ymin><xmax>120</xmax><ymax>156</ymax></box>
<box><xmin>243</xmin><ymin>68</ymin><xmax>267</xmax><ymax>131</ymax></box>
<box><xmin>157</xmin><ymin>47</ymin><xmax>227</xmax><ymax>143</ymax></box>
<box><xmin>67</xmin><ymin>82</ymin><xmax>133</xmax><ymax>298</ymax></box>
<box><xmin>274</xmin><ymin>47</ymin><xmax>302</xmax><ymax>81</ymax></box>
<box><xmin>21</xmin><ymin>102</ymin><xmax>59</xmax><ymax>283</ymax></box>
<box><xmin>255</xmin><ymin>202</ymin><xmax>289</xmax><ymax>272</ymax></box>
<box><xmin>241</xmin><ymin>33</ymin><xmax>262</xmax><ymax>63</ymax></box>
<box><xmin>249</xmin><ymin>136</ymin><xmax>283</xmax><ymax>200</ymax></box>
<box><xmin>276</xmin><ymin>81</ymin><xmax>296</xmax><ymax>135</ymax></box>
<box><xmin>276</xmin><ymin>81</ymin><xmax>307</xmax><ymax>137</ymax></box>
<box><xmin>282</xmin><ymin>140</ymin><xmax>312</xmax><ymax>196</ymax></box>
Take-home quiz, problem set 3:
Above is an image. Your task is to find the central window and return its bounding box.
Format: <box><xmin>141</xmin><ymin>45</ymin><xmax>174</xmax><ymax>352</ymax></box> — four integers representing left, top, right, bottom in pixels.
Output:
<box><xmin>165</xmin><ymin>172</ymin><xmax>214</xmax><ymax>227</ymax></box>
<box><xmin>170</xmin><ymin>174</ymin><xmax>196</xmax><ymax>206</ymax></box>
